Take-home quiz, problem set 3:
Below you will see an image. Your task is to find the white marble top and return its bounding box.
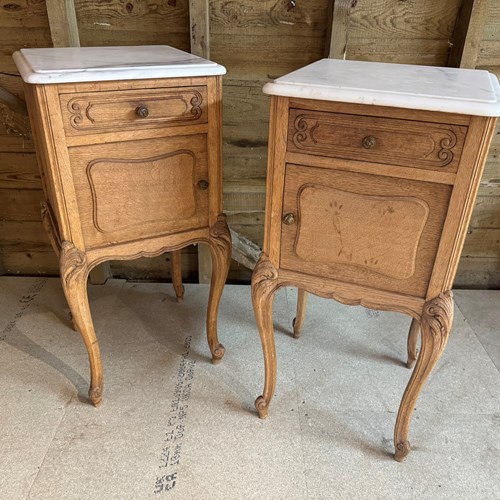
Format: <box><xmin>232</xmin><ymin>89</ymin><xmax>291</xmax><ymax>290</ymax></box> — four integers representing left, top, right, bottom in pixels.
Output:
<box><xmin>13</xmin><ymin>45</ymin><xmax>226</xmax><ymax>84</ymax></box>
<box><xmin>263</xmin><ymin>59</ymin><xmax>500</xmax><ymax>117</ymax></box>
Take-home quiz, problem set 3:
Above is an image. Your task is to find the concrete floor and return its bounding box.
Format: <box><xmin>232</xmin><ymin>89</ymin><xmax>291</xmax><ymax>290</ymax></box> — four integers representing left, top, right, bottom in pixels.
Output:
<box><xmin>0</xmin><ymin>277</ymin><xmax>499</xmax><ymax>500</ymax></box>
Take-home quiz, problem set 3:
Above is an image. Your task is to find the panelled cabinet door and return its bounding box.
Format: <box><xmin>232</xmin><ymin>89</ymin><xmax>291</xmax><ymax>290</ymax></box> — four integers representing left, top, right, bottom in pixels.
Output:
<box><xmin>68</xmin><ymin>134</ymin><xmax>209</xmax><ymax>249</ymax></box>
<box><xmin>280</xmin><ymin>163</ymin><xmax>452</xmax><ymax>298</ymax></box>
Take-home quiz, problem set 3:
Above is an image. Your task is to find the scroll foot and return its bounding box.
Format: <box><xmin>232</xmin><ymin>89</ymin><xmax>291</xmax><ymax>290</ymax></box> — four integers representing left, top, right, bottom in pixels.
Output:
<box><xmin>255</xmin><ymin>396</ymin><xmax>269</xmax><ymax>419</ymax></box>
<box><xmin>89</xmin><ymin>385</ymin><xmax>103</xmax><ymax>407</ymax></box>
<box><xmin>394</xmin><ymin>441</ymin><xmax>411</xmax><ymax>462</ymax></box>
<box><xmin>211</xmin><ymin>343</ymin><xmax>225</xmax><ymax>365</ymax></box>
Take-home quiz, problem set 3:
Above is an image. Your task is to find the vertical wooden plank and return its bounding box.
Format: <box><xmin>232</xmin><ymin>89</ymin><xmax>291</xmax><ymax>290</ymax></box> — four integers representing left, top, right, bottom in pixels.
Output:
<box><xmin>190</xmin><ymin>0</ymin><xmax>212</xmax><ymax>283</ymax></box>
<box><xmin>45</xmin><ymin>0</ymin><xmax>80</xmax><ymax>48</ymax></box>
<box><xmin>325</xmin><ymin>0</ymin><xmax>355</xmax><ymax>59</ymax></box>
<box><xmin>189</xmin><ymin>0</ymin><xmax>210</xmax><ymax>59</ymax></box>
<box><xmin>448</xmin><ymin>0</ymin><xmax>490</xmax><ymax>68</ymax></box>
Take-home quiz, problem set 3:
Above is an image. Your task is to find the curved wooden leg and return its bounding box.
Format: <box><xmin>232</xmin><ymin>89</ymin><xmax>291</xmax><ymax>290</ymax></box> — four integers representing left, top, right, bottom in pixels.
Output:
<box><xmin>293</xmin><ymin>289</ymin><xmax>308</xmax><ymax>338</ymax></box>
<box><xmin>206</xmin><ymin>214</ymin><xmax>231</xmax><ymax>364</ymax></box>
<box><xmin>394</xmin><ymin>291</ymin><xmax>453</xmax><ymax>462</ymax></box>
<box><xmin>60</xmin><ymin>241</ymin><xmax>103</xmax><ymax>406</ymax></box>
<box><xmin>170</xmin><ymin>250</ymin><xmax>184</xmax><ymax>303</ymax></box>
<box><xmin>252</xmin><ymin>253</ymin><xmax>280</xmax><ymax>419</ymax></box>
<box><xmin>406</xmin><ymin>318</ymin><xmax>421</xmax><ymax>369</ymax></box>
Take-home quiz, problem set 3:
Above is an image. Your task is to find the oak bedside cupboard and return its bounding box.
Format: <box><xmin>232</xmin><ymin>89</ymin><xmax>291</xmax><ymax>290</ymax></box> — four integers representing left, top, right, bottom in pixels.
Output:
<box><xmin>13</xmin><ymin>46</ymin><xmax>231</xmax><ymax>406</ymax></box>
<box><xmin>251</xmin><ymin>59</ymin><xmax>500</xmax><ymax>461</ymax></box>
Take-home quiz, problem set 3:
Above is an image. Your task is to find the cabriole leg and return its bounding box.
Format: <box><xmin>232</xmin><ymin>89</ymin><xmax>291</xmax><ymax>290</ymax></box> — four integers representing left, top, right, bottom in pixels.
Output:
<box><xmin>407</xmin><ymin>318</ymin><xmax>421</xmax><ymax>369</ymax></box>
<box><xmin>252</xmin><ymin>253</ymin><xmax>280</xmax><ymax>419</ymax></box>
<box><xmin>170</xmin><ymin>250</ymin><xmax>184</xmax><ymax>302</ymax></box>
<box><xmin>394</xmin><ymin>291</ymin><xmax>453</xmax><ymax>461</ymax></box>
<box><xmin>60</xmin><ymin>241</ymin><xmax>103</xmax><ymax>406</ymax></box>
<box><xmin>206</xmin><ymin>214</ymin><xmax>231</xmax><ymax>364</ymax></box>
<box><xmin>293</xmin><ymin>288</ymin><xmax>308</xmax><ymax>338</ymax></box>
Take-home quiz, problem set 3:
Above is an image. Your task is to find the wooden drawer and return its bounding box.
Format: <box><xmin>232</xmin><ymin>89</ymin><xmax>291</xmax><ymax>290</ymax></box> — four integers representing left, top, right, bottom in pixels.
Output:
<box><xmin>287</xmin><ymin>108</ymin><xmax>467</xmax><ymax>172</ymax></box>
<box><xmin>280</xmin><ymin>163</ymin><xmax>452</xmax><ymax>297</ymax></box>
<box><xmin>68</xmin><ymin>134</ymin><xmax>209</xmax><ymax>249</ymax></box>
<box><xmin>60</xmin><ymin>86</ymin><xmax>207</xmax><ymax>136</ymax></box>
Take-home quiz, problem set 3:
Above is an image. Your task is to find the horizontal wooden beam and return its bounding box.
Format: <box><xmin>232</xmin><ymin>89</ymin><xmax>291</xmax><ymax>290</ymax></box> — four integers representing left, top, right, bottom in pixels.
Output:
<box><xmin>0</xmin><ymin>86</ymin><xmax>27</xmax><ymax>116</ymax></box>
<box><xmin>230</xmin><ymin>229</ymin><xmax>261</xmax><ymax>270</ymax></box>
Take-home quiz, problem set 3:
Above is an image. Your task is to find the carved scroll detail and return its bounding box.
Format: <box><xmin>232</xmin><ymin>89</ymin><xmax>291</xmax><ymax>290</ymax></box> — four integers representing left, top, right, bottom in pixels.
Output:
<box><xmin>68</xmin><ymin>100</ymin><xmax>83</xmax><ymax>127</ymax></box>
<box><xmin>60</xmin><ymin>241</ymin><xmax>88</xmax><ymax>288</ymax></box>
<box><xmin>209</xmin><ymin>213</ymin><xmax>231</xmax><ymax>256</ymax></box>
<box><xmin>420</xmin><ymin>291</ymin><xmax>454</xmax><ymax>351</ymax></box>
<box><xmin>291</xmin><ymin>112</ymin><xmax>462</xmax><ymax>168</ymax></box>
<box><xmin>251</xmin><ymin>253</ymin><xmax>279</xmax><ymax>304</ymax></box>
<box><xmin>190</xmin><ymin>91</ymin><xmax>203</xmax><ymax>119</ymax></box>
<box><xmin>65</xmin><ymin>89</ymin><xmax>204</xmax><ymax>132</ymax></box>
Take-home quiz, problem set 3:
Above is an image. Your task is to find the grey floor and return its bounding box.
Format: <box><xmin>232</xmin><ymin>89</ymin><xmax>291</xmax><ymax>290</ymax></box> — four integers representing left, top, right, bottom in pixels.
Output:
<box><xmin>0</xmin><ymin>277</ymin><xmax>499</xmax><ymax>500</ymax></box>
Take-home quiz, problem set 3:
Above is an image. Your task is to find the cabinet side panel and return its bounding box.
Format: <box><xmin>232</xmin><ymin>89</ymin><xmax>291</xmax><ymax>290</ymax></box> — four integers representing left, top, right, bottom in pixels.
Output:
<box><xmin>207</xmin><ymin>75</ymin><xmax>223</xmax><ymax>224</ymax></box>
<box><xmin>427</xmin><ymin>116</ymin><xmax>497</xmax><ymax>298</ymax></box>
<box><xmin>23</xmin><ymin>83</ymin><xmax>62</xmax><ymax>238</ymax></box>
<box><xmin>264</xmin><ymin>96</ymin><xmax>289</xmax><ymax>267</ymax></box>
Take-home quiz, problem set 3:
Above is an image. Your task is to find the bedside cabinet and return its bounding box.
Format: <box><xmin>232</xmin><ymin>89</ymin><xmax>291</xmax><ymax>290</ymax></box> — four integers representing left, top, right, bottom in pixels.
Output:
<box><xmin>14</xmin><ymin>46</ymin><xmax>231</xmax><ymax>406</ymax></box>
<box><xmin>252</xmin><ymin>59</ymin><xmax>500</xmax><ymax>461</ymax></box>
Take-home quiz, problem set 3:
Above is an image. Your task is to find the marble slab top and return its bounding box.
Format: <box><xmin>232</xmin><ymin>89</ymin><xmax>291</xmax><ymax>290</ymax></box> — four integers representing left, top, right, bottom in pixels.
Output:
<box><xmin>263</xmin><ymin>59</ymin><xmax>500</xmax><ymax>117</ymax></box>
<box><xmin>13</xmin><ymin>45</ymin><xmax>226</xmax><ymax>84</ymax></box>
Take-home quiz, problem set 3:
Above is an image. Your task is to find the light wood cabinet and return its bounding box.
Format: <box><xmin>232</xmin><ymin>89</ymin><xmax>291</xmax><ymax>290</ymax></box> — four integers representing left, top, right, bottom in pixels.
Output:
<box><xmin>15</xmin><ymin>46</ymin><xmax>231</xmax><ymax>406</ymax></box>
<box><xmin>252</xmin><ymin>60</ymin><xmax>500</xmax><ymax>461</ymax></box>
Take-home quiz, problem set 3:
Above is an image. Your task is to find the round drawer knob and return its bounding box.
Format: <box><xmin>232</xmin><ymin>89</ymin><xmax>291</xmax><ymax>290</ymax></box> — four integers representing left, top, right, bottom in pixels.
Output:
<box><xmin>135</xmin><ymin>105</ymin><xmax>149</xmax><ymax>118</ymax></box>
<box><xmin>282</xmin><ymin>213</ymin><xmax>296</xmax><ymax>225</ymax></box>
<box><xmin>362</xmin><ymin>135</ymin><xmax>377</xmax><ymax>149</ymax></box>
<box><xmin>198</xmin><ymin>180</ymin><xmax>209</xmax><ymax>190</ymax></box>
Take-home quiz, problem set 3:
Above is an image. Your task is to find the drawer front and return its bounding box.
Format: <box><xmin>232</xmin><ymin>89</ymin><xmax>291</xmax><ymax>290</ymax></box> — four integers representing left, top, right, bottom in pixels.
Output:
<box><xmin>280</xmin><ymin>163</ymin><xmax>452</xmax><ymax>297</ymax></box>
<box><xmin>60</xmin><ymin>86</ymin><xmax>207</xmax><ymax>136</ymax></box>
<box><xmin>288</xmin><ymin>109</ymin><xmax>467</xmax><ymax>172</ymax></box>
<box><xmin>68</xmin><ymin>134</ymin><xmax>209</xmax><ymax>249</ymax></box>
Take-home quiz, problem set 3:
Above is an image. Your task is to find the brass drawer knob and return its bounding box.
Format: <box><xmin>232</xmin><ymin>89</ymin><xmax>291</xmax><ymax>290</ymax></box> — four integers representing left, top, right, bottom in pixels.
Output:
<box><xmin>362</xmin><ymin>135</ymin><xmax>377</xmax><ymax>149</ymax></box>
<box><xmin>135</xmin><ymin>105</ymin><xmax>149</xmax><ymax>118</ymax></box>
<box><xmin>198</xmin><ymin>180</ymin><xmax>209</xmax><ymax>190</ymax></box>
<box><xmin>282</xmin><ymin>213</ymin><xmax>296</xmax><ymax>225</ymax></box>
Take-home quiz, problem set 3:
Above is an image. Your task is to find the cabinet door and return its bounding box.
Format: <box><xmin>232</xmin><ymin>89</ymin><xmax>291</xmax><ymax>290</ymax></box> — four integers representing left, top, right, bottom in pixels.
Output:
<box><xmin>68</xmin><ymin>134</ymin><xmax>209</xmax><ymax>249</ymax></box>
<box><xmin>280</xmin><ymin>163</ymin><xmax>452</xmax><ymax>297</ymax></box>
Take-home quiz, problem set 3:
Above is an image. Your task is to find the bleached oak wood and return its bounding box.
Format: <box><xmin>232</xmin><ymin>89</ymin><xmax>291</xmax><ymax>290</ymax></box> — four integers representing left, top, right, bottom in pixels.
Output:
<box><xmin>406</xmin><ymin>318</ymin><xmax>420</xmax><ymax>369</ymax></box>
<box><xmin>253</xmin><ymin>94</ymin><xmax>497</xmax><ymax>461</ymax></box>
<box><xmin>170</xmin><ymin>249</ymin><xmax>184</xmax><ymax>302</ymax></box>
<box><xmin>395</xmin><ymin>291</ymin><xmax>454</xmax><ymax>462</ymax></box>
<box><xmin>293</xmin><ymin>289</ymin><xmax>308</xmax><ymax>338</ymax></box>
<box><xmin>23</xmin><ymin>71</ymin><xmax>229</xmax><ymax>404</ymax></box>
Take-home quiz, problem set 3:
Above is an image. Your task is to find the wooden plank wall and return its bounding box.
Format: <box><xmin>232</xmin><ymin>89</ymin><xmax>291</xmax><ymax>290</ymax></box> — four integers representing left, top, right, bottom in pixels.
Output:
<box><xmin>0</xmin><ymin>0</ymin><xmax>499</xmax><ymax>287</ymax></box>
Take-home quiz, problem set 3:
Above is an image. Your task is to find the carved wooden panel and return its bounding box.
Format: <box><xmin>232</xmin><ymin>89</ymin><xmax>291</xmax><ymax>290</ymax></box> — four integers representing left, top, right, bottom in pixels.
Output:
<box><xmin>60</xmin><ymin>86</ymin><xmax>207</xmax><ymax>136</ymax></box>
<box><xmin>288</xmin><ymin>108</ymin><xmax>467</xmax><ymax>172</ymax></box>
<box><xmin>280</xmin><ymin>163</ymin><xmax>452</xmax><ymax>297</ymax></box>
<box><xmin>69</xmin><ymin>134</ymin><xmax>209</xmax><ymax>249</ymax></box>
<box><xmin>295</xmin><ymin>186</ymin><xmax>429</xmax><ymax>280</ymax></box>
